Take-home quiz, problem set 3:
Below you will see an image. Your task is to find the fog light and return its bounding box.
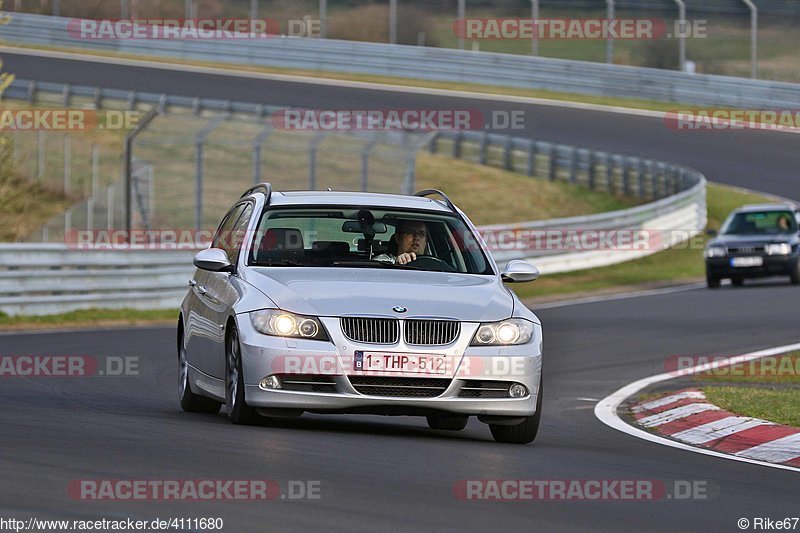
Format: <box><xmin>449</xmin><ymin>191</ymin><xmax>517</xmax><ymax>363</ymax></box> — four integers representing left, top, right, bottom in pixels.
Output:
<box><xmin>508</xmin><ymin>383</ymin><xmax>528</xmax><ymax>398</ymax></box>
<box><xmin>260</xmin><ymin>375</ymin><xmax>281</xmax><ymax>390</ymax></box>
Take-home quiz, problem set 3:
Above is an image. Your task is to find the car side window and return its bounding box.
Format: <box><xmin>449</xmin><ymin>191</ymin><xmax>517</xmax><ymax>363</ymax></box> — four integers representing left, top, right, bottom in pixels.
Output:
<box><xmin>212</xmin><ymin>204</ymin><xmax>245</xmax><ymax>260</ymax></box>
<box><xmin>227</xmin><ymin>203</ymin><xmax>255</xmax><ymax>264</ymax></box>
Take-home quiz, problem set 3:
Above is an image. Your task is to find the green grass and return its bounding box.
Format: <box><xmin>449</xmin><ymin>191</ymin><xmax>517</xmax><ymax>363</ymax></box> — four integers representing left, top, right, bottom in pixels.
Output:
<box><xmin>417</xmin><ymin>152</ymin><xmax>638</xmax><ymax>226</ymax></box>
<box><xmin>510</xmin><ymin>182</ymin><xmax>775</xmax><ymax>300</ymax></box>
<box><xmin>703</xmin><ymin>387</ymin><xmax>800</xmax><ymax>428</ymax></box>
<box><xmin>0</xmin><ymin>308</ymin><xmax>178</xmax><ymax>330</ymax></box>
<box><xmin>693</xmin><ymin>354</ymin><xmax>800</xmax><ymax>384</ymax></box>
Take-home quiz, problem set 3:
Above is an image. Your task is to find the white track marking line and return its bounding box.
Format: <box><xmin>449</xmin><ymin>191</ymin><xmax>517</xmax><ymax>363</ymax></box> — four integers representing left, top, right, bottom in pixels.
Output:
<box><xmin>671</xmin><ymin>417</ymin><xmax>772</xmax><ymax>445</ymax></box>
<box><xmin>595</xmin><ymin>341</ymin><xmax>800</xmax><ymax>473</ymax></box>
<box><xmin>734</xmin><ymin>433</ymin><xmax>800</xmax><ymax>463</ymax></box>
<box><xmin>632</xmin><ymin>390</ymin><xmax>706</xmax><ymax>413</ymax></box>
<box><xmin>638</xmin><ymin>403</ymin><xmax>720</xmax><ymax>427</ymax></box>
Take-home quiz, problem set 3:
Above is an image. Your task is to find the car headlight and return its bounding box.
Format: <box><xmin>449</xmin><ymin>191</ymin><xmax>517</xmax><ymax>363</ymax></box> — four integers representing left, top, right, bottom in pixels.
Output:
<box><xmin>704</xmin><ymin>245</ymin><xmax>727</xmax><ymax>258</ymax></box>
<box><xmin>250</xmin><ymin>310</ymin><xmax>329</xmax><ymax>341</ymax></box>
<box><xmin>765</xmin><ymin>243</ymin><xmax>792</xmax><ymax>255</ymax></box>
<box><xmin>470</xmin><ymin>319</ymin><xmax>535</xmax><ymax>346</ymax></box>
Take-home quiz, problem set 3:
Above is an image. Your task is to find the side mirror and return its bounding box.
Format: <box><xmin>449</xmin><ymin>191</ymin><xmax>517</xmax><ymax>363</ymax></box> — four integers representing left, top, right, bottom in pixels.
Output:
<box><xmin>194</xmin><ymin>248</ymin><xmax>233</xmax><ymax>272</ymax></box>
<box><xmin>705</xmin><ymin>229</ymin><xmax>718</xmax><ymax>237</ymax></box>
<box><xmin>501</xmin><ymin>260</ymin><xmax>540</xmax><ymax>283</ymax></box>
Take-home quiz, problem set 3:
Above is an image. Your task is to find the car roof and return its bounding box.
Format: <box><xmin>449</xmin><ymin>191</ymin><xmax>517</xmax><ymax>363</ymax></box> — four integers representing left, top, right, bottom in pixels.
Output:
<box><xmin>733</xmin><ymin>203</ymin><xmax>798</xmax><ymax>213</ymax></box>
<box><xmin>262</xmin><ymin>190</ymin><xmax>455</xmax><ymax>213</ymax></box>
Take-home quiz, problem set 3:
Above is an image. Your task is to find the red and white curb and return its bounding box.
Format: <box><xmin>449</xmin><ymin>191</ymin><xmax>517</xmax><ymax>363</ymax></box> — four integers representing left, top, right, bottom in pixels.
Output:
<box><xmin>631</xmin><ymin>389</ymin><xmax>800</xmax><ymax>468</ymax></box>
<box><xmin>595</xmin><ymin>342</ymin><xmax>800</xmax><ymax>473</ymax></box>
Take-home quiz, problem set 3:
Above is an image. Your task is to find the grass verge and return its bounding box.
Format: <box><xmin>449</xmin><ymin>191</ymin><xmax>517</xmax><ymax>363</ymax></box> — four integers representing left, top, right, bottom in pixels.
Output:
<box><xmin>0</xmin><ymin>308</ymin><xmax>178</xmax><ymax>331</ymax></box>
<box><xmin>703</xmin><ymin>387</ymin><xmax>800</xmax><ymax>428</ymax></box>
<box><xmin>416</xmin><ymin>152</ymin><xmax>638</xmax><ymax>225</ymax></box>
<box><xmin>512</xmin><ymin>182</ymin><xmax>776</xmax><ymax>302</ymax></box>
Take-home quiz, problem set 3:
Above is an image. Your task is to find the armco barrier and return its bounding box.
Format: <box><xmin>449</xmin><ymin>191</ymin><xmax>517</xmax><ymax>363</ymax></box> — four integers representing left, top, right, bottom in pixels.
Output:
<box><xmin>1</xmin><ymin>13</ymin><xmax>799</xmax><ymax>108</ymax></box>
<box><xmin>0</xmin><ymin>165</ymin><xmax>705</xmax><ymax>317</ymax></box>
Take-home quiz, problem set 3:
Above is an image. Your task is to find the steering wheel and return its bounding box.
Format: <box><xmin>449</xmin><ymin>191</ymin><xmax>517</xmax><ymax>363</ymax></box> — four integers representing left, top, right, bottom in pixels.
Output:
<box><xmin>406</xmin><ymin>255</ymin><xmax>457</xmax><ymax>273</ymax></box>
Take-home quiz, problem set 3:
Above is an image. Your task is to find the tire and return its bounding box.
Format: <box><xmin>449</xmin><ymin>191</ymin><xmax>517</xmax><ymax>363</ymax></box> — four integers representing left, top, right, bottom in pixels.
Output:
<box><xmin>225</xmin><ymin>328</ymin><xmax>260</xmax><ymax>425</ymax></box>
<box><xmin>178</xmin><ymin>335</ymin><xmax>221</xmax><ymax>414</ymax></box>
<box><xmin>490</xmin><ymin>378</ymin><xmax>542</xmax><ymax>444</ymax></box>
<box><xmin>731</xmin><ymin>277</ymin><xmax>744</xmax><ymax>287</ymax></box>
<box><xmin>791</xmin><ymin>260</ymin><xmax>800</xmax><ymax>285</ymax></box>
<box><xmin>706</xmin><ymin>271</ymin><xmax>721</xmax><ymax>289</ymax></box>
<box><xmin>427</xmin><ymin>415</ymin><xmax>469</xmax><ymax>431</ymax></box>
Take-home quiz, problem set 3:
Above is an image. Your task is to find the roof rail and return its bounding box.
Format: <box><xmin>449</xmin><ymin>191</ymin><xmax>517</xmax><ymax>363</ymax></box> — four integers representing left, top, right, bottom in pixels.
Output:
<box><xmin>414</xmin><ymin>189</ymin><xmax>457</xmax><ymax>214</ymax></box>
<box><xmin>241</xmin><ymin>182</ymin><xmax>273</xmax><ymax>203</ymax></box>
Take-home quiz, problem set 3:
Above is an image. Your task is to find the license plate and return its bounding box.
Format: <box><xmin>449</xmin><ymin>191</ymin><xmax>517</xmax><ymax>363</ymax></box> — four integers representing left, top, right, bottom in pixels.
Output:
<box><xmin>353</xmin><ymin>351</ymin><xmax>447</xmax><ymax>374</ymax></box>
<box><xmin>730</xmin><ymin>256</ymin><xmax>763</xmax><ymax>267</ymax></box>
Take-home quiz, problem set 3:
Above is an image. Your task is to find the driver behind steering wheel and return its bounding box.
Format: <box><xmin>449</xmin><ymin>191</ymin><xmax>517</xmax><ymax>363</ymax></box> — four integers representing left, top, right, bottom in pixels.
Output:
<box><xmin>374</xmin><ymin>220</ymin><xmax>428</xmax><ymax>265</ymax></box>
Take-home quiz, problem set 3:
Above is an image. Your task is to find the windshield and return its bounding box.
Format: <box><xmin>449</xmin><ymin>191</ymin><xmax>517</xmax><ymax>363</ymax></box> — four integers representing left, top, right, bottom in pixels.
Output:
<box><xmin>248</xmin><ymin>207</ymin><xmax>494</xmax><ymax>275</ymax></box>
<box><xmin>721</xmin><ymin>211</ymin><xmax>797</xmax><ymax>236</ymax></box>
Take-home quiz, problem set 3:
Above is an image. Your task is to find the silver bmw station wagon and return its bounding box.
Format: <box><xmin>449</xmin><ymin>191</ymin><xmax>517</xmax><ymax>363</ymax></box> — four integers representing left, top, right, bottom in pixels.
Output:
<box><xmin>178</xmin><ymin>184</ymin><xmax>543</xmax><ymax>443</ymax></box>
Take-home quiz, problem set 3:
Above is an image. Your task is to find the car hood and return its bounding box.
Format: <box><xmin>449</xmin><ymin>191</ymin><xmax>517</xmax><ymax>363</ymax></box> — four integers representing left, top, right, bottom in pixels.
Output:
<box><xmin>244</xmin><ymin>267</ymin><xmax>513</xmax><ymax>322</ymax></box>
<box><xmin>710</xmin><ymin>234</ymin><xmax>798</xmax><ymax>247</ymax></box>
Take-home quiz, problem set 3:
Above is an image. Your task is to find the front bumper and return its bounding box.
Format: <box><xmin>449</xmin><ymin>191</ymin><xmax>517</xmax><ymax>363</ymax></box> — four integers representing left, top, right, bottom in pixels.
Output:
<box><xmin>706</xmin><ymin>255</ymin><xmax>796</xmax><ymax>278</ymax></box>
<box><xmin>235</xmin><ymin>314</ymin><xmax>542</xmax><ymax>417</ymax></box>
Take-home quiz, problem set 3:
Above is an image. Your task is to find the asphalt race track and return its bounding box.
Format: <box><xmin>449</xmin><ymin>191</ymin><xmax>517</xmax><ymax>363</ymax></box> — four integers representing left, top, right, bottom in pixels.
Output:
<box><xmin>1</xmin><ymin>51</ymin><xmax>798</xmax><ymax>531</ymax></box>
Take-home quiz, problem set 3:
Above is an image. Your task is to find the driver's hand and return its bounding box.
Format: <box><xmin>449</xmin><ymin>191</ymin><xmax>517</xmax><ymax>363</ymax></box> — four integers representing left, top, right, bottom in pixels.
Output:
<box><xmin>396</xmin><ymin>252</ymin><xmax>417</xmax><ymax>265</ymax></box>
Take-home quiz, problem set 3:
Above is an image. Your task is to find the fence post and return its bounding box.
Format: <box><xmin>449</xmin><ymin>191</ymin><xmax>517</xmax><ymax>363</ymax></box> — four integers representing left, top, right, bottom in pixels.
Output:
<box><xmin>195</xmin><ymin>139</ymin><xmax>204</xmax><ymax>232</ymax></box>
<box><xmin>637</xmin><ymin>159</ymin><xmax>646</xmax><ymax>199</ymax></box>
<box><xmin>622</xmin><ymin>158</ymin><xmax>632</xmax><ymax>196</ymax></box>
<box><xmin>527</xmin><ymin>141</ymin><xmax>537</xmax><ymax>177</ymax></box>
<box><xmin>309</xmin><ymin>132</ymin><xmax>326</xmax><ymax>190</ymax></box>
<box><xmin>361</xmin><ymin>139</ymin><xmax>378</xmax><ymax>192</ymax></box>
<box><xmin>428</xmin><ymin>131</ymin><xmax>439</xmax><ymax>154</ymax></box>
<box><xmin>588</xmin><ymin>151</ymin><xmax>597</xmax><ymax>190</ymax></box>
<box><xmin>403</xmin><ymin>151</ymin><xmax>416</xmax><ymax>195</ymax></box>
<box><xmin>252</xmin><ymin>125</ymin><xmax>273</xmax><ymax>184</ymax></box>
<box><xmin>548</xmin><ymin>145</ymin><xmax>558</xmax><ymax>181</ymax></box>
<box><xmin>648</xmin><ymin>161</ymin><xmax>659</xmax><ymax>200</ymax></box>
<box><xmin>503</xmin><ymin>136</ymin><xmax>513</xmax><ymax>171</ymax></box>
<box><xmin>107</xmin><ymin>185</ymin><xmax>114</xmax><ymax>229</ymax></box>
<box><xmin>123</xmin><ymin>108</ymin><xmax>158</xmax><ymax>235</ymax></box>
<box><xmin>63</xmin><ymin>135</ymin><xmax>71</xmax><ymax>235</ymax></box>
<box><xmin>606</xmin><ymin>154</ymin><xmax>614</xmax><ymax>194</ymax></box>
<box><xmin>452</xmin><ymin>131</ymin><xmax>462</xmax><ymax>158</ymax></box>
<box><xmin>478</xmin><ymin>132</ymin><xmax>488</xmax><ymax>165</ymax></box>
<box><xmin>37</xmin><ymin>130</ymin><xmax>45</xmax><ymax>180</ymax></box>
<box><xmin>568</xmin><ymin>148</ymin><xmax>578</xmax><ymax>184</ymax></box>
<box><xmin>88</xmin><ymin>143</ymin><xmax>99</xmax><ymax>230</ymax></box>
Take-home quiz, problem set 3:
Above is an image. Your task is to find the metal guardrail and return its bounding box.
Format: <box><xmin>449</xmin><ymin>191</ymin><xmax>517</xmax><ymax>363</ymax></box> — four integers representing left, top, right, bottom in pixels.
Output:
<box><xmin>0</xmin><ymin>151</ymin><xmax>706</xmax><ymax>317</ymax></box>
<box><xmin>1</xmin><ymin>13</ymin><xmax>799</xmax><ymax>108</ymax></box>
<box><xmin>429</xmin><ymin>130</ymin><xmax>707</xmax><ymax>269</ymax></box>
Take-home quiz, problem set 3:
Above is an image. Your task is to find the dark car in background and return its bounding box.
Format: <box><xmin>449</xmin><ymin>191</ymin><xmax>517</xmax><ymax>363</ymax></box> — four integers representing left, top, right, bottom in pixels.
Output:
<box><xmin>705</xmin><ymin>204</ymin><xmax>800</xmax><ymax>288</ymax></box>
